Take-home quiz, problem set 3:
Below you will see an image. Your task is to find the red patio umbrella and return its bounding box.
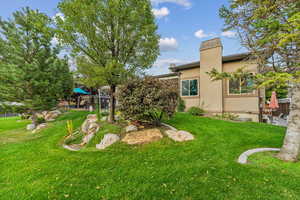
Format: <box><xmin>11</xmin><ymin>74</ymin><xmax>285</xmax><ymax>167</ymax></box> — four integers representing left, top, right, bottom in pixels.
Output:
<box><xmin>269</xmin><ymin>91</ymin><xmax>279</xmax><ymax>123</ymax></box>
<box><xmin>269</xmin><ymin>91</ymin><xmax>279</xmax><ymax>109</ymax></box>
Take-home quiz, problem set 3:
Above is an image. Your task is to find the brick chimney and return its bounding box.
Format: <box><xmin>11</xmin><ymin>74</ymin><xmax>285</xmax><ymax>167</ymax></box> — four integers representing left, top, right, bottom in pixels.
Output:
<box><xmin>199</xmin><ymin>38</ymin><xmax>223</xmax><ymax>113</ymax></box>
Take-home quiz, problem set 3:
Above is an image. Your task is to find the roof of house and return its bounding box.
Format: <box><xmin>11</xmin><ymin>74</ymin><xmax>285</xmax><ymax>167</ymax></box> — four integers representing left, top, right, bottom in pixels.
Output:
<box><xmin>170</xmin><ymin>52</ymin><xmax>251</xmax><ymax>72</ymax></box>
<box><xmin>153</xmin><ymin>72</ymin><xmax>179</xmax><ymax>79</ymax></box>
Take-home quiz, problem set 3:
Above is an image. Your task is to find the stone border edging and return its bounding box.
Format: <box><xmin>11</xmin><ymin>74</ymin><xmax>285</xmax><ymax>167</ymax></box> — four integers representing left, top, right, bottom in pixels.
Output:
<box><xmin>238</xmin><ymin>148</ymin><xmax>280</xmax><ymax>164</ymax></box>
<box><xmin>62</xmin><ymin>144</ymin><xmax>80</xmax><ymax>151</ymax></box>
<box><xmin>161</xmin><ymin>123</ymin><xmax>178</xmax><ymax>131</ymax></box>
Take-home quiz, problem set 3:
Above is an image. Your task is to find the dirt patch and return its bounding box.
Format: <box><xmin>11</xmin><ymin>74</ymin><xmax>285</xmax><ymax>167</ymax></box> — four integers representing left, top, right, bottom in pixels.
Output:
<box><xmin>122</xmin><ymin>128</ymin><xmax>163</xmax><ymax>145</ymax></box>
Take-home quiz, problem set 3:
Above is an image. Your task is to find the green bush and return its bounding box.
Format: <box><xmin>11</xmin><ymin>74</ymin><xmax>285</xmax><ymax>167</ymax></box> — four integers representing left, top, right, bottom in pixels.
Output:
<box><xmin>36</xmin><ymin>117</ymin><xmax>46</xmax><ymax>124</ymax></box>
<box><xmin>118</xmin><ymin>77</ymin><xmax>178</xmax><ymax>125</ymax></box>
<box><xmin>188</xmin><ymin>107</ymin><xmax>205</xmax><ymax>116</ymax></box>
<box><xmin>177</xmin><ymin>97</ymin><xmax>186</xmax><ymax>112</ymax></box>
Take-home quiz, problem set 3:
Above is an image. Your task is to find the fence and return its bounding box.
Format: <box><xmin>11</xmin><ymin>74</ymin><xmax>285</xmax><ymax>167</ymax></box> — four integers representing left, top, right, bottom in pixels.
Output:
<box><xmin>0</xmin><ymin>113</ymin><xmax>19</xmax><ymax>118</ymax></box>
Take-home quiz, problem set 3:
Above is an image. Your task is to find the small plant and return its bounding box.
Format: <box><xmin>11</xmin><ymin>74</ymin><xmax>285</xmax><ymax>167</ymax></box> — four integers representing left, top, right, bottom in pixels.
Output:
<box><xmin>101</xmin><ymin>111</ymin><xmax>109</xmax><ymax>117</ymax></box>
<box><xmin>36</xmin><ymin>117</ymin><xmax>46</xmax><ymax>124</ymax></box>
<box><xmin>214</xmin><ymin>113</ymin><xmax>238</xmax><ymax>121</ymax></box>
<box><xmin>188</xmin><ymin>107</ymin><xmax>205</xmax><ymax>116</ymax></box>
<box><xmin>177</xmin><ymin>97</ymin><xmax>186</xmax><ymax>112</ymax></box>
<box><xmin>66</xmin><ymin>120</ymin><xmax>73</xmax><ymax>137</ymax></box>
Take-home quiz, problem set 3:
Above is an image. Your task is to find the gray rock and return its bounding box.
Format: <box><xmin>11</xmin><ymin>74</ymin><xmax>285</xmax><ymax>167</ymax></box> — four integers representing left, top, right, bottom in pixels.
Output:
<box><xmin>101</xmin><ymin>116</ymin><xmax>108</xmax><ymax>121</ymax></box>
<box><xmin>125</xmin><ymin>125</ymin><xmax>138</xmax><ymax>133</ymax></box>
<box><xmin>26</xmin><ymin>124</ymin><xmax>36</xmax><ymax>131</ymax></box>
<box><xmin>96</xmin><ymin>134</ymin><xmax>120</xmax><ymax>150</ymax></box>
<box><xmin>32</xmin><ymin>123</ymin><xmax>47</xmax><ymax>133</ymax></box>
<box><xmin>81</xmin><ymin>114</ymin><xmax>99</xmax><ymax>134</ymax></box>
<box><xmin>82</xmin><ymin>133</ymin><xmax>96</xmax><ymax>145</ymax></box>
<box><xmin>165</xmin><ymin>130</ymin><xmax>194</xmax><ymax>142</ymax></box>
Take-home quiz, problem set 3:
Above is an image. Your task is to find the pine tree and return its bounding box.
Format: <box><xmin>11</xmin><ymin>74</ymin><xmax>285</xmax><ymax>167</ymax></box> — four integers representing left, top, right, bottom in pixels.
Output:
<box><xmin>0</xmin><ymin>7</ymin><xmax>73</xmax><ymax>125</ymax></box>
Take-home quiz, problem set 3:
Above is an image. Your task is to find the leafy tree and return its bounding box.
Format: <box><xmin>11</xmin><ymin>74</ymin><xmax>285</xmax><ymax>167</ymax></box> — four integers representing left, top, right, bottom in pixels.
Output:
<box><xmin>0</xmin><ymin>8</ymin><xmax>73</xmax><ymax>125</ymax></box>
<box><xmin>118</xmin><ymin>77</ymin><xmax>178</xmax><ymax>125</ymax></box>
<box><xmin>55</xmin><ymin>0</ymin><xmax>160</xmax><ymax>122</ymax></box>
<box><xmin>210</xmin><ymin>0</ymin><xmax>300</xmax><ymax>161</ymax></box>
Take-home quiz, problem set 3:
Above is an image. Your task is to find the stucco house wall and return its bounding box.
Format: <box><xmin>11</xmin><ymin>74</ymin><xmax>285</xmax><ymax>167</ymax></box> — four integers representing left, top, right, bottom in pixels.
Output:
<box><xmin>158</xmin><ymin>38</ymin><xmax>264</xmax><ymax>122</ymax></box>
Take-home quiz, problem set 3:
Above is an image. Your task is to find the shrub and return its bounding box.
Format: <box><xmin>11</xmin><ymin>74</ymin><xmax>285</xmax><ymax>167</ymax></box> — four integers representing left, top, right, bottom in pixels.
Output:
<box><xmin>188</xmin><ymin>107</ymin><xmax>205</xmax><ymax>116</ymax></box>
<box><xmin>118</xmin><ymin>77</ymin><xmax>178</xmax><ymax>125</ymax></box>
<box><xmin>177</xmin><ymin>97</ymin><xmax>186</xmax><ymax>112</ymax></box>
<box><xmin>36</xmin><ymin>117</ymin><xmax>46</xmax><ymax>124</ymax></box>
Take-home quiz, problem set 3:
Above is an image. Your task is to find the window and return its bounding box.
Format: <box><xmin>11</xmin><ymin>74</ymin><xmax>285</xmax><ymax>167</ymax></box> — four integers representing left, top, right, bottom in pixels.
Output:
<box><xmin>228</xmin><ymin>77</ymin><xmax>254</xmax><ymax>95</ymax></box>
<box><xmin>181</xmin><ymin>79</ymin><xmax>198</xmax><ymax>96</ymax></box>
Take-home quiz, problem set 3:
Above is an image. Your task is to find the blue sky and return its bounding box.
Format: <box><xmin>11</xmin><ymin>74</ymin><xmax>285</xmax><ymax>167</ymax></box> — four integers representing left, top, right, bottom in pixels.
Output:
<box><xmin>1</xmin><ymin>0</ymin><xmax>245</xmax><ymax>75</ymax></box>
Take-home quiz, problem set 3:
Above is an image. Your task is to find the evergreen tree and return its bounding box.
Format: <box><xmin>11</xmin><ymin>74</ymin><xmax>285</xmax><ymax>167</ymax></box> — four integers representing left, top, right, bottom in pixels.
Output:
<box><xmin>0</xmin><ymin>7</ymin><xmax>73</xmax><ymax>125</ymax></box>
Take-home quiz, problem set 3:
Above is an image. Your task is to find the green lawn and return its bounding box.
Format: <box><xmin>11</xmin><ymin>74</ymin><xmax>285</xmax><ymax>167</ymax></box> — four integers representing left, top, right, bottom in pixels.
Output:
<box><xmin>1</xmin><ymin>111</ymin><xmax>299</xmax><ymax>200</ymax></box>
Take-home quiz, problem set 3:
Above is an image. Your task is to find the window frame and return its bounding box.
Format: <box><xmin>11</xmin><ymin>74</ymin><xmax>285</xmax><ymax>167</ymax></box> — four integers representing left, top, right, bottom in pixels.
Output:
<box><xmin>181</xmin><ymin>78</ymin><xmax>199</xmax><ymax>97</ymax></box>
<box><xmin>227</xmin><ymin>77</ymin><xmax>255</xmax><ymax>95</ymax></box>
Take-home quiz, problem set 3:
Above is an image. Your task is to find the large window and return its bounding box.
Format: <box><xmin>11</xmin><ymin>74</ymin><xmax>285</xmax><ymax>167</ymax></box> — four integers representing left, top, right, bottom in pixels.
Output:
<box><xmin>228</xmin><ymin>77</ymin><xmax>254</xmax><ymax>95</ymax></box>
<box><xmin>181</xmin><ymin>79</ymin><xmax>198</xmax><ymax>96</ymax></box>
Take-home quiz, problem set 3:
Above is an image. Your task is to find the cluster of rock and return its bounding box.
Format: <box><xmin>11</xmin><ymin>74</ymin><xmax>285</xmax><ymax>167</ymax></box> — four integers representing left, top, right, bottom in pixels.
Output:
<box><xmin>62</xmin><ymin>114</ymin><xmax>100</xmax><ymax>151</ymax></box>
<box><xmin>37</xmin><ymin>110</ymin><xmax>62</xmax><ymax>122</ymax></box>
<box><xmin>63</xmin><ymin>116</ymin><xmax>195</xmax><ymax>151</ymax></box>
<box><xmin>80</xmin><ymin>114</ymin><xmax>100</xmax><ymax>145</ymax></box>
<box><xmin>26</xmin><ymin>110</ymin><xmax>62</xmax><ymax>132</ymax></box>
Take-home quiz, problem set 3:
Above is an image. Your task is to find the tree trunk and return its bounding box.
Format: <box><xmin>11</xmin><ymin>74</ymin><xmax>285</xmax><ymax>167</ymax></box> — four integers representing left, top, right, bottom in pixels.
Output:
<box><xmin>108</xmin><ymin>85</ymin><xmax>116</xmax><ymax>123</ymax></box>
<box><xmin>277</xmin><ymin>83</ymin><xmax>300</xmax><ymax>162</ymax></box>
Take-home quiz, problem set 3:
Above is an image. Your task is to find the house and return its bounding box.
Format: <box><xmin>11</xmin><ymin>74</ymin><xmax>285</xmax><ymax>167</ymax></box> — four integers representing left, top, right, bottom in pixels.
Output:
<box><xmin>157</xmin><ymin>38</ymin><xmax>265</xmax><ymax>122</ymax></box>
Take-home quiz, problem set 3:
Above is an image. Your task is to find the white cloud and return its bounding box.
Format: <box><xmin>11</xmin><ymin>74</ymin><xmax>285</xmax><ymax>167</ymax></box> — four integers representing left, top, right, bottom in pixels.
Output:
<box><xmin>148</xmin><ymin>58</ymin><xmax>188</xmax><ymax>75</ymax></box>
<box><xmin>151</xmin><ymin>0</ymin><xmax>191</xmax><ymax>8</ymax></box>
<box><xmin>152</xmin><ymin>7</ymin><xmax>170</xmax><ymax>18</ymax></box>
<box><xmin>159</xmin><ymin>37</ymin><xmax>178</xmax><ymax>52</ymax></box>
<box><xmin>194</xmin><ymin>29</ymin><xmax>215</xmax><ymax>39</ymax></box>
<box><xmin>221</xmin><ymin>31</ymin><xmax>236</xmax><ymax>38</ymax></box>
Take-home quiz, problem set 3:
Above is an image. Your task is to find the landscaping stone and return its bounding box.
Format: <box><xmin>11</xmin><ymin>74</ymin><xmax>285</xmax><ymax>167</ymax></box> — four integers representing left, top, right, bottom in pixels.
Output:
<box><xmin>122</xmin><ymin>128</ymin><xmax>163</xmax><ymax>145</ymax></box>
<box><xmin>161</xmin><ymin>123</ymin><xmax>177</xmax><ymax>131</ymax></box>
<box><xmin>125</xmin><ymin>125</ymin><xmax>138</xmax><ymax>133</ymax></box>
<box><xmin>81</xmin><ymin>114</ymin><xmax>98</xmax><ymax>134</ymax></box>
<box><xmin>96</xmin><ymin>134</ymin><xmax>120</xmax><ymax>150</ymax></box>
<box><xmin>165</xmin><ymin>130</ymin><xmax>194</xmax><ymax>142</ymax></box>
<box><xmin>62</xmin><ymin>144</ymin><xmax>82</xmax><ymax>151</ymax></box>
<box><xmin>238</xmin><ymin>148</ymin><xmax>281</xmax><ymax>164</ymax></box>
<box><xmin>26</xmin><ymin>124</ymin><xmax>36</xmax><ymax>131</ymax></box>
<box><xmin>80</xmin><ymin>114</ymin><xmax>100</xmax><ymax>145</ymax></box>
<box><xmin>32</xmin><ymin>123</ymin><xmax>47</xmax><ymax>133</ymax></box>
<box><xmin>81</xmin><ymin>133</ymin><xmax>96</xmax><ymax>145</ymax></box>
<box><xmin>44</xmin><ymin>110</ymin><xmax>61</xmax><ymax>121</ymax></box>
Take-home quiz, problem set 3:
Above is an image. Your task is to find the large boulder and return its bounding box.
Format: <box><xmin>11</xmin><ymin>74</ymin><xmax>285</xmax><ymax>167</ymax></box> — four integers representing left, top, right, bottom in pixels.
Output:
<box><xmin>96</xmin><ymin>134</ymin><xmax>120</xmax><ymax>150</ymax></box>
<box><xmin>165</xmin><ymin>130</ymin><xmax>194</xmax><ymax>142</ymax></box>
<box><xmin>122</xmin><ymin>128</ymin><xmax>163</xmax><ymax>145</ymax></box>
<box><xmin>125</xmin><ymin>125</ymin><xmax>138</xmax><ymax>133</ymax></box>
<box><xmin>44</xmin><ymin>110</ymin><xmax>62</xmax><ymax>121</ymax></box>
<box><xmin>80</xmin><ymin>114</ymin><xmax>100</xmax><ymax>145</ymax></box>
<box><xmin>81</xmin><ymin>114</ymin><xmax>98</xmax><ymax>134</ymax></box>
<box><xmin>26</xmin><ymin>124</ymin><xmax>36</xmax><ymax>131</ymax></box>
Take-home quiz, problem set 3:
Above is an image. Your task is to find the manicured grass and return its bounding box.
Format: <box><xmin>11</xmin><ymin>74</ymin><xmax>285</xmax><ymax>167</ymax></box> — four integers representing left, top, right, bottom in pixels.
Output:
<box><xmin>1</xmin><ymin>111</ymin><xmax>299</xmax><ymax>200</ymax></box>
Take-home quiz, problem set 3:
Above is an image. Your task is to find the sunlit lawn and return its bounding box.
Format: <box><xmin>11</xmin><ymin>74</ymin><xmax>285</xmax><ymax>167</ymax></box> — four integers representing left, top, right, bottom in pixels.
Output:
<box><xmin>1</xmin><ymin>111</ymin><xmax>299</xmax><ymax>200</ymax></box>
